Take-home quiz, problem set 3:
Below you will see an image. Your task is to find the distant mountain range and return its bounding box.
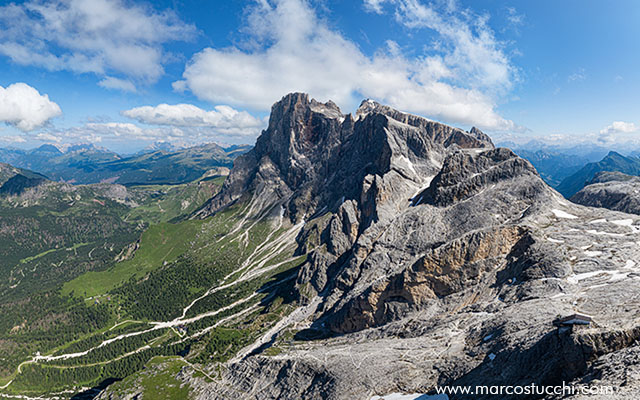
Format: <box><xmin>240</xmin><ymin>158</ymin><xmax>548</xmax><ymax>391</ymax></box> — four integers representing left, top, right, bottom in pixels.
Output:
<box><xmin>496</xmin><ymin>139</ymin><xmax>611</xmax><ymax>160</ymax></box>
<box><xmin>496</xmin><ymin>141</ymin><xmax>609</xmax><ymax>190</ymax></box>
<box><xmin>556</xmin><ymin>151</ymin><xmax>640</xmax><ymax>198</ymax></box>
<box><xmin>0</xmin><ymin>142</ymin><xmax>251</xmax><ymax>185</ymax></box>
<box><xmin>135</xmin><ymin>141</ymin><xmax>189</xmax><ymax>155</ymax></box>
<box><xmin>498</xmin><ymin>141</ymin><xmax>640</xmax><ymax>199</ymax></box>
<box><xmin>510</xmin><ymin>149</ymin><xmax>592</xmax><ymax>188</ymax></box>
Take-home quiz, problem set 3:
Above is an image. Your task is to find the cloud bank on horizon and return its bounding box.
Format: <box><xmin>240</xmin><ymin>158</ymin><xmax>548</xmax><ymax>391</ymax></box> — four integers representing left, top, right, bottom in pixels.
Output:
<box><xmin>0</xmin><ymin>0</ymin><xmax>638</xmax><ymax>151</ymax></box>
<box><xmin>122</xmin><ymin>104</ymin><xmax>264</xmax><ymax>136</ymax></box>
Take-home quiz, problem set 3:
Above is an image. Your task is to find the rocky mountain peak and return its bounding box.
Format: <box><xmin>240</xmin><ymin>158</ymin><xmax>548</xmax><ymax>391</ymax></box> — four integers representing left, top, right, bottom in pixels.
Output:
<box><xmin>557</xmin><ymin>150</ymin><xmax>640</xmax><ymax>198</ymax></box>
<box><xmin>607</xmin><ymin>150</ymin><xmax>624</xmax><ymax>158</ymax></box>
<box><xmin>32</xmin><ymin>144</ymin><xmax>63</xmax><ymax>154</ymax></box>
<box><xmin>197</xmin><ymin>93</ymin><xmax>496</xmax><ymax>221</ymax></box>
<box><xmin>355</xmin><ymin>98</ymin><xmax>383</xmax><ymax>118</ymax></box>
<box><xmin>261</xmin><ymin>92</ymin><xmax>346</xmax><ymax>156</ymax></box>
<box><xmin>469</xmin><ymin>126</ymin><xmax>493</xmax><ymax>143</ymax></box>
<box><xmin>416</xmin><ymin>147</ymin><xmax>539</xmax><ymax>206</ymax></box>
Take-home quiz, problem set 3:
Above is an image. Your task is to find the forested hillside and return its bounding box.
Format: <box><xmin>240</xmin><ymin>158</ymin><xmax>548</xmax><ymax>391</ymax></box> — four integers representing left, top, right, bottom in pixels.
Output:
<box><xmin>0</xmin><ymin>162</ymin><xmax>228</xmax><ymax>393</ymax></box>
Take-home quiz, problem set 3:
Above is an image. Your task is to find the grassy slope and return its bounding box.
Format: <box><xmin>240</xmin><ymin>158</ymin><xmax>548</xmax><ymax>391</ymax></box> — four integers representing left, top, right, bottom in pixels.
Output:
<box><xmin>103</xmin><ymin>356</ymin><xmax>195</xmax><ymax>400</ymax></box>
<box><xmin>0</xmin><ymin>190</ymin><xmax>142</xmax><ymax>314</ymax></box>
<box><xmin>126</xmin><ymin>176</ymin><xmax>225</xmax><ymax>224</ymax></box>
<box><xmin>62</xmin><ymin>220</ymin><xmax>204</xmax><ymax>299</ymax></box>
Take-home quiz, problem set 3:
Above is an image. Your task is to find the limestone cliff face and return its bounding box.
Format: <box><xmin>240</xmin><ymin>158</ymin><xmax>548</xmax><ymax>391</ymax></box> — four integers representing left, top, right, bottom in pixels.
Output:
<box><xmin>197</xmin><ymin>93</ymin><xmax>494</xmax><ymax>225</ymax></box>
<box><xmin>327</xmin><ymin>226</ymin><xmax>528</xmax><ymax>333</ymax></box>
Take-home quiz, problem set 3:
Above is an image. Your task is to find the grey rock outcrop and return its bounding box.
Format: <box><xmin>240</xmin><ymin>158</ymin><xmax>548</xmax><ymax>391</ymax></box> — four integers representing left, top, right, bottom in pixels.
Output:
<box><xmin>571</xmin><ymin>171</ymin><xmax>640</xmax><ymax>215</ymax></box>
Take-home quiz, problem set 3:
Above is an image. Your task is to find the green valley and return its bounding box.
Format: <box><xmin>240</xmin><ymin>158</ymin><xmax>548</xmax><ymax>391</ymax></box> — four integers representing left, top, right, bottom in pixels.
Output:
<box><xmin>62</xmin><ymin>220</ymin><xmax>205</xmax><ymax>298</ymax></box>
<box><xmin>0</xmin><ymin>161</ymin><xmax>306</xmax><ymax>398</ymax></box>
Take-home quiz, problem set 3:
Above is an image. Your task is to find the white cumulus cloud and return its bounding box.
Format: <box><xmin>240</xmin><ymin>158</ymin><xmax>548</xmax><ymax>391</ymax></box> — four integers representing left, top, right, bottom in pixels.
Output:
<box><xmin>39</xmin><ymin>118</ymin><xmax>260</xmax><ymax>146</ymax></box>
<box><xmin>173</xmin><ymin>0</ymin><xmax>520</xmax><ymax>131</ymax></box>
<box><xmin>36</xmin><ymin>132</ymin><xmax>63</xmax><ymax>143</ymax></box>
<box><xmin>40</xmin><ymin>123</ymin><xmax>177</xmax><ymax>144</ymax></box>
<box><xmin>0</xmin><ymin>83</ymin><xmax>62</xmax><ymax>131</ymax></box>
<box><xmin>0</xmin><ymin>0</ymin><xmax>196</xmax><ymax>90</ymax></box>
<box><xmin>495</xmin><ymin>121</ymin><xmax>640</xmax><ymax>150</ymax></box>
<box><xmin>122</xmin><ymin>104</ymin><xmax>265</xmax><ymax>136</ymax></box>
<box><xmin>600</xmin><ymin>121</ymin><xmax>638</xmax><ymax>135</ymax></box>
<box><xmin>366</xmin><ymin>0</ymin><xmax>515</xmax><ymax>94</ymax></box>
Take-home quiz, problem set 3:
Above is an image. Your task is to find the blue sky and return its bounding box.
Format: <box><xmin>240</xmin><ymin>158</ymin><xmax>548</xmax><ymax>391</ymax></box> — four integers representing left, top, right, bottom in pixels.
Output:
<box><xmin>0</xmin><ymin>0</ymin><xmax>639</xmax><ymax>152</ymax></box>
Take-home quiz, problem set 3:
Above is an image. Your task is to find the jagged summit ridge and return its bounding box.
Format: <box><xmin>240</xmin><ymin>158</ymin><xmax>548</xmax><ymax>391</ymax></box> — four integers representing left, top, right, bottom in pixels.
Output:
<box><xmin>197</xmin><ymin>92</ymin><xmax>495</xmax><ymax>222</ymax></box>
<box><xmin>356</xmin><ymin>98</ymin><xmax>493</xmax><ymax>146</ymax></box>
